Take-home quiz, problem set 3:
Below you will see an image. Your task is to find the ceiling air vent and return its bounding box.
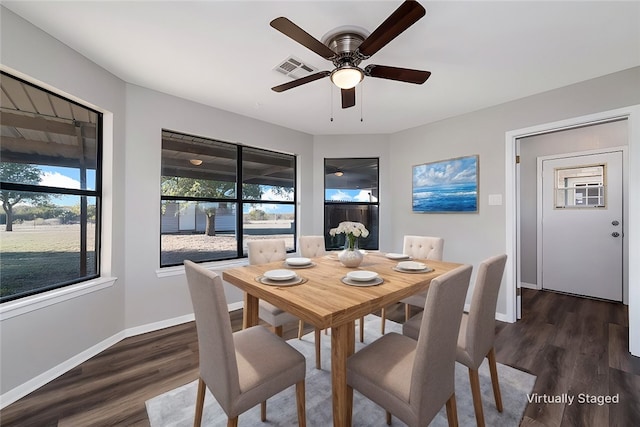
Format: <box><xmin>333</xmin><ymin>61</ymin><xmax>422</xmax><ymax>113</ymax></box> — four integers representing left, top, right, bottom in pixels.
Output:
<box><xmin>274</xmin><ymin>56</ymin><xmax>318</xmax><ymax>80</ymax></box>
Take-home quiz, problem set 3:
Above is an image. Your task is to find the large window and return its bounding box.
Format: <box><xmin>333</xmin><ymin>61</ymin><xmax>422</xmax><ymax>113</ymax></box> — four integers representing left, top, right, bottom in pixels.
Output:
<box><xmin>160</xmin><ymin>130</ymin><xmax>296</xmax><ymax>267</ymax></box>
<box><xmin>324</xmin><ymin>158</ymin><xmax>379</xmax><ymax>250</ymax></box>
<box><xmin>0</xmin><ymin>72</ymin><xmax>102</xmax><ymax>303</ymax></box>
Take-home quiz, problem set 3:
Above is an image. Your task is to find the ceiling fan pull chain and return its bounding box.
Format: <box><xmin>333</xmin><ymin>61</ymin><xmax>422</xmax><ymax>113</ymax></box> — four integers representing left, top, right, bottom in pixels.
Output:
<box><xmin>330</xmin><ymin>82</ymin><xmax>334</xmax><ymax>122</ymax></box>
<box><xmin>360</xmin><ymin>82</ymin><xmax>364</xmax><ymax>122</ymax></box>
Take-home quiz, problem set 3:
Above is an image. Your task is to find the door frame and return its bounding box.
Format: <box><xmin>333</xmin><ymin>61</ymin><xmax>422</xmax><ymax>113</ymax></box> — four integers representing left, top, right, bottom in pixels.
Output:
<box><xmin>536</xmin><ymin>148</ymin><xmax>627</xmax><ymax>300</ymax></box>
<box><xmin>504</xmin><ymin>104</ymin><xmax>640</xmax><ymax>357</ymax></box>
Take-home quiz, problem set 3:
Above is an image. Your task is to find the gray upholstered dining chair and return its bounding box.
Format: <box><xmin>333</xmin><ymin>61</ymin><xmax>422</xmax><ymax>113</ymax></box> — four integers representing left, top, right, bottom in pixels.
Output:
<box><xmin>184</xmin><ymin>260</ymin><xmax>307</xmax><ymax>427</ymax></box>
<box><xmin>247</xmin><ymin>239</ymin><xmax>301</xmax><ymax>338</ymax></box>
<box><xmin>347</xmin><ymin>264</ymin><xmax>472</xmax><ymax>427</ymax></box>
<box><xmin>380</xmin><ymin>235</ymin><xmax>444</xmax><ymax>334</ymax></box>
<box><xmin>403</xmin><ymin>254</ymin><xmax>507</xmax><ymax>427</ymax></box>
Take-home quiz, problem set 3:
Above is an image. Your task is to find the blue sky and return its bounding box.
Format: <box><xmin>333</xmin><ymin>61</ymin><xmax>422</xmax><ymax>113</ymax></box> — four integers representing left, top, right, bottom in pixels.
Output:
<box><xmin>242</xmin><ymin>188</ymin><xmax>378</xmax><ymax>215</ymax></box>
<box><xmin>39</xmin><ymin>166</ymin><xmax>95</xmax><ymax>190</ymax></box>
<box><xmin>325</xmin><ymin>189</ymin><xmax>378</xmax><ymax>202</ymax></box>
<box><xmin>36</xmin><ymin>166</ymin><xmax>95</xmax><ymax>207</ymax></box>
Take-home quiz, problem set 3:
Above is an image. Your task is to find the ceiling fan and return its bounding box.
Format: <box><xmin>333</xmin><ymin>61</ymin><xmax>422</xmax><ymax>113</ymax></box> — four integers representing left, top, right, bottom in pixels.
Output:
<box><xmin>270</xmin><ymin>0</ymin><xmax>431</xmax><ymax>109</ymax></box>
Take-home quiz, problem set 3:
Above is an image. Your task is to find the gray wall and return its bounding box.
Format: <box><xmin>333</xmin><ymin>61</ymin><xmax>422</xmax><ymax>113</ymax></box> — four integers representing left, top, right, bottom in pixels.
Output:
<box><xmin>1</xmin><ymin>7</ymin><xmax>127</xmax><ymax>399</ymax></box>
<box><xmin>123</xmin><ymin>84</ymin><xmax>313</xmax><ymax>329</ymax></box>
<box><xmin>388</xmin><ymin>67</ymin><xmax>640</xmax><ymax>319</ymax></box>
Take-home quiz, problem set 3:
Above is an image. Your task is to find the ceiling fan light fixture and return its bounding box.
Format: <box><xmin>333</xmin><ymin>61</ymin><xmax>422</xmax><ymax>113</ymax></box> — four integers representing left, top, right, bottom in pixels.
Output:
<box><xmin>334</xmin><ymin>170</ymin><xmax>344</xmax><ymax>177</ymax></box>
<box><xmin>189</xmin><ymin>159</ymin><xmax>203</xmax><ymax>166</ymax></box>
<box><xmin>330</xmin><ymin>66</ymin><xmax>364</xmax><ymax>89</ymax></box>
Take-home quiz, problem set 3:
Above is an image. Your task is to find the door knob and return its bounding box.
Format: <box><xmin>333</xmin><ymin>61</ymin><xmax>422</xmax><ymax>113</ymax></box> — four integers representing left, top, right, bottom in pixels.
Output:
<box><xmin>611</xmin><ymin>232</ymin><xmax>620</xmax><ymax>238</ymax></box>
<box><xmin>612</xmin><ymin>220</ymin><xmax>620</xmax><ymax>226</ymax></box>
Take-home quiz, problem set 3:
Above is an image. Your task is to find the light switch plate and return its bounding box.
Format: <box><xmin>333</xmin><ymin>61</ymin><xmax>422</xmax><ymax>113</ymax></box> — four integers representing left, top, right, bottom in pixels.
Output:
<box><xmin>488</xmin><ymin>194</ymin><xmax>503</xmax><ymax>206</ymax></box>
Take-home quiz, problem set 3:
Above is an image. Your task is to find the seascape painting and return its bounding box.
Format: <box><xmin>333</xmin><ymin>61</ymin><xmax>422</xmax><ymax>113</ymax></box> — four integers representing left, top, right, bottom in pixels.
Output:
<box><xmin>412</xmin><ymin>155</ymin><xmax>478</xmax><ymax>213</ymax></box>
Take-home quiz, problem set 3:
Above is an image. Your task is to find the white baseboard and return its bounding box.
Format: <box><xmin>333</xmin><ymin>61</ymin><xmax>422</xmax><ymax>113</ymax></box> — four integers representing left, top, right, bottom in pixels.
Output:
<box><xmin>228</xmin><ymin>301</ymin><xmax>244</xmax><ymax>312</ymax></box>
<box><xmin>0</xmin><ymin>305</ymin><xmax>241</xmax><ymax>410</ymax></box>
<box><xmin>521</xmin><ymin>282</ymin><xmax>540</xmax><ymax>290</ymax></box>
<box><xmin>495</xmin><ymin>312</ymin><xmax>511</xmax><ymax>322</ymax></box>
<box><xmin>123</xmin><ymin>313</ymin><xmax>195</xmax><ymax>338</ymax></box>
<box><xmin>0</xmin><ymin>331</ymin><xmax>125</xmax><ymax>409</ymax></box>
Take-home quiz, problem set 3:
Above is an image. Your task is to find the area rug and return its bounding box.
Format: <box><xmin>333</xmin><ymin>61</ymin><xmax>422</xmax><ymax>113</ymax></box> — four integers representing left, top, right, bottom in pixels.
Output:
<box><xmin>146</xmin><ymin>316</ymin><xmax>535</xmax><ymax>426</ymax></box>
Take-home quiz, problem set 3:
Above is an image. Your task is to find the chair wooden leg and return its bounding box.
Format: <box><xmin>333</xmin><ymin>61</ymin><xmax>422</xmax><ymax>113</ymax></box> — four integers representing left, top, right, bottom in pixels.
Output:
<box><xmin>274</xmin><ymin>325</ymin><xmax>283</xmax><ymax>337</ymax></box>
<box><xmin>298</xmin><ymin>320</ymin><xmax>304</xmax><ymax>339</ymax></box>
<box><xmin>404</xmin><ymin>303</ymin><xmax>411</xmax><ymax>322</ymax></box>
<box><xmin>445</xmin><ymin>393</ymin><xmax>459</xmax><ymax>427</ymax></box>
<box><xmin>487</xmin><ymin>348</ymin><xmax>503</xmax><ymax>412</ymax></box>
<box><xmin>386</xmin><ymin>410</ymin><xmax>392</xmax><ymax>425</ymax></box>
<box><xmin>261</xmin><ymin>401</ymin><xmax>267</xmax><ymax>421</ymax></box>
<box><xmin>227</xmin><ymin>417</ymin><xmax>238</xmax><ymax>427</ymax></box>
<box><xmin>359</xmin><ymin>316</ymin><xmax>364</xmax><ymax>343</ymax></box>
<box><xmin>194</xmin><ymin>377</ymin><xmax>206</xmax><ymax>427</ymax></box>
<box><xmin>296</xmin><ymin>380</ymin><xmax>306</xmax><ymax>427</ymax></box>
<box><xmin>315</xmin><ymin>328</ymin><xmax>321</xmax><ymax>369</ymax></box>
<box><xmin>380</xmin><ymin>307</ymin><xmax>386</xmax><ymax>334</ymax></box>
<box><xmin>468</xmin><ymin>368</ymin><xmax>485</xmax><ymax>427</ymax></box>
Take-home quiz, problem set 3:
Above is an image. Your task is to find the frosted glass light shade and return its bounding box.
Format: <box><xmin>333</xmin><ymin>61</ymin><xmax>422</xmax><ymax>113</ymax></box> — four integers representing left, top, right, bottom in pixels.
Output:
<box><xmin>331</xmin><ymin>67</ymin><xmax>364</xmax><ymax>89</ymax></box>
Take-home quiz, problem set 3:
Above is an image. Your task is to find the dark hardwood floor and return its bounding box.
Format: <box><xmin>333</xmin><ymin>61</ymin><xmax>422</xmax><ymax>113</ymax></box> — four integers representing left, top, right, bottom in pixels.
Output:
<box><xmin>1</xmin><ymin>289</ymin><xmax>638</xmax><ymax>426</ymax></box>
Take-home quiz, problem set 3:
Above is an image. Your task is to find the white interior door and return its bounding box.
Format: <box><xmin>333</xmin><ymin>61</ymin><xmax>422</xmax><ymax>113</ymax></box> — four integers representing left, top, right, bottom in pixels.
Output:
<box><xmin>541</xmin><ymin>151</ymin><xmax>623</xmax><ymax>301</ymax></box>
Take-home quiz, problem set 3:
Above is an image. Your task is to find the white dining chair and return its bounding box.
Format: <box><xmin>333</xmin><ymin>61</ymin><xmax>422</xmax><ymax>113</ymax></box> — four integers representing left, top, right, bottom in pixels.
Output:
<box><xmin>380</xmin><ymin>235</ymin><xmax>444</xmax><ymax>334</ymax></box>
<box><xmin>403</xmin><ymin>254</ymin><xmax>507</xmax><ymax>427</ymax></box>
<box><xmin>347</xmin><ymin>264</ymin><xmax>472</xmax><ymax>427</ymax></box>
<box><xmin>184</xmin><ymin>260</ymin><xmax>307</xmax><ymax>426</ymax></box>
<box><xmin>247</xmin><ymin>240</ymin><xmax>301</xmax><ymax>338</ymax></box>
<box><xmin>298</xmin><ymin>235</ymin><xmax>327</xmax><ymax>259</ymax></box>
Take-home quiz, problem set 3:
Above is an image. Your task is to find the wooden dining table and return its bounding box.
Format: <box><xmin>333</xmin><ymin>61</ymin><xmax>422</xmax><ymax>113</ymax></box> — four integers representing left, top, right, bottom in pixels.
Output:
<box><xmin>222</xmin><ymin>252</ymin><xmax>463</xmax><ymax>427</ymax></box>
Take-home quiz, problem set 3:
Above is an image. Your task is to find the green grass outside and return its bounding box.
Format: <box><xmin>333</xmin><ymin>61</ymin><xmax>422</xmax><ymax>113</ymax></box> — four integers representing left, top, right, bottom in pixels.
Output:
<box><xmin>0</xmin><ymin>224</ymin><xmax>96</xmax><ymax>299</ymax></box>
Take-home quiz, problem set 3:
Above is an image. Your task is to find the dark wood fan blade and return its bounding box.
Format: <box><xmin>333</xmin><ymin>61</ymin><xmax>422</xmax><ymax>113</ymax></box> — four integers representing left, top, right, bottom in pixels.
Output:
<box><xmin>271</xmin><ymin>71</ymin><xmax>331</xmax><ymax>92</ymax></box>
<box><xmin>270</xmin><ymin>17</ymin><xmax>336</xmax><ymax>59</ymax></box>
<box><xmin>365</xmin><ymin>65</ymin><xmax>431</xmax><ymax>84</ymax></box>
<box><xmin>358</xmin><ymin>0</ymin><xmax>426</xmax><ymax>57</ymax></box>
<box><xmin>341</xmin><ymin>88</ymin><xmax>356</xmax><ymax>109</ymax></box>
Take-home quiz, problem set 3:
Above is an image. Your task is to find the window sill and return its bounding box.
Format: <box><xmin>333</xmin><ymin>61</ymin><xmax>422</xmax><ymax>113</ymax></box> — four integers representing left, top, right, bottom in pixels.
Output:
<box><xmin>156</xmin><ymin>258</ymin><xmax>249</xmax><ymax>278</ymax></box>
<box><xmin>0</xmin><ymin>277</ymin><xmax>118</xmax><ymax>321</ymax></box>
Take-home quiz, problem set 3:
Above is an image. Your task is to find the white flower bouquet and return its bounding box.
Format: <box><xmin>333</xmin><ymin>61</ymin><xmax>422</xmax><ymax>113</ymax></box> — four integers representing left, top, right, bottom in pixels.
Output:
<box><xmin>329</xmin><ymin>221</ymin><xmax>370</xmax><ymax>250</ymax></box>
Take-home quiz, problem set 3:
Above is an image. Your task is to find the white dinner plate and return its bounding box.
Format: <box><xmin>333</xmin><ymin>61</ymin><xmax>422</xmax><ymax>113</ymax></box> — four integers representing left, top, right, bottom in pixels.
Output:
<box><xmin>386</xmin><ymin>253</ymin><xmax>411</xmax><ymax>260</ymax></box>
<box><xmin>341</xmin><ymin>276</ymin><xmax>384</xmax><ymax>287</ymax></box>
<box><xmin>258</xmin><ymin>276</ymin><xmax>305</xmax><ymax>286</ymax></box>
<box><xmin>263</xmin><ymin>269</ymin><xmax>297</xmax><ymax>281</ymax></box>
<box><xmin>396</xmin><ymin>261</ymin><xmax>427</xmax><ymax>271</ymax></box>
<box><xmin>392</xmin><ymin>266</ymin><xmax>433</xmax><ymax>274</ymax></box>
<box><xmin>346</xmin><ymin>270</ymin><xmax>379</xmax><ymax>282</ymax></box>
<box><xmin>286</xmin><ymin>257</ymin><xmax>312</xmax><ymax>266</ymax></box>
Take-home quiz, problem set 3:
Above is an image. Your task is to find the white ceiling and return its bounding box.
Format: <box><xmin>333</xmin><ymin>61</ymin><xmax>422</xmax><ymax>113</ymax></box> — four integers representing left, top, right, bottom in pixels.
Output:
<box><xmin>3</xmin><ymin>1</ymin><xmax>639</xmax><ymax>135</ymax></box>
